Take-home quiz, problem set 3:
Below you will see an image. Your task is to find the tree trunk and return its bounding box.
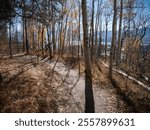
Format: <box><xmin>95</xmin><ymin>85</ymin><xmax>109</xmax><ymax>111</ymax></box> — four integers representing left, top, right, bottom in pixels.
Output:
<box><xmin>9</xmin><ymin>19</ymin><xmax>12</xmax><ymax>58</ymax></box>
<box><xmin>61</xmin><ymin>14</ymin><xmax>68</xmax><ymax>57</ymax></box>
<box><xmin>78</xmin><ymin>0</ymin><xmax>81</xmax><ymax>75</ymax></box>
<box><xmin>37</xmin><ymin>25</ymin><xmax>40</xmax><ymax>61</ymax></box>
<box><xmin>23</xmin><ymin>0</ymin><xmax>29</xmax><ymax>54</ymax></box>
<box><xmin>22</xmin><ymin>18</ymin><xmax>25</xmax><ymax>52</ymax></box>
<box><xmin>95</xmin><ymin>0</ymin><xmax>101</xmax><ymax>58</ymax></box>
<box><xmin>90</xmin><ymin>0</ymin><xmax>95</xmax><ymax>60</ymax></box>
<box><xmin>82</xmin><ymin>0</ymin><xmax>95</xmax><ymax>113</ymax></box>
<box><xmin>116</xmin><ymin>0</ymin><xmax>123</xmax><ymax>66</ymax></box>
<box><xmin>98</xmin><ymin>19</ymin><xmax>102</xmax><ymax>57</ymax></box>
<box><xmin>105</xmin><ymin>22</ymin><xmax>108</xmax><ymax>59</ymax></box>
<box><xmin>16</xmin><ymin>24</ymin><xmax>19</xmax><ymax>53</ymax></box>
<box><xmin>47</xmin><ymin>27</ymin><xmax>52</xmax><ymax>59</ymax></box>
<box><xmin>41</xmin><ymin>26</ymin><xmax>44</xmax><ymax>56</ymax></box>
<box><xmin>32</xmin><ymin>21</ymin><xmax>35</xmax><ymax>50</ymax></box>
<box><xmin>24</xmin><ymin>17</ymin><xmax>29</xmax><ymax>54</ymax></box>
<box><xmin>109</xmin><ymin>0</ymin><xmax>117</xmax><ymax>78</ymax></box>
<box><xmin>59</xmin><ymin>21</ymin><xmax>63</xmax><ymax>56</ymax></box>
<box><xmin>52</xmin><ymin>22</ymin><xmax>56</xmax><ymax>55</ymax></box>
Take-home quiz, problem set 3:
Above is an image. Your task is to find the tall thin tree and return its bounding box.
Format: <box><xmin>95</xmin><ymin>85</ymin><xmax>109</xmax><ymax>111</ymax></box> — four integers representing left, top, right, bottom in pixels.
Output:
<box><xmin>82</xmin><ymin>0</ymin><xmax>95</xmax><ymax>113</ymax></box>
<box><xmin>116</xmin><ymin>0</ymin><xmax>123</xmax><ymax>66</ymax></box>
<box><xmin>109</xmin><ymin>0</ymin><xmax>117</xmax><ymax>78</ymax></box>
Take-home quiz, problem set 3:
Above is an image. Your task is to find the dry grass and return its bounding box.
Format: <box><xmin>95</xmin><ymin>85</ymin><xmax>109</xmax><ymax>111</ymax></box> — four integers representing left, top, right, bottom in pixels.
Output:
<box><xmin>78</xmin><ymin>59</ymin><xmax>150</xmax><ymax>112</ymax></box>
<box><xmin>0</xmin><ymin>58</ymin><xmax>58</xmax><ymax>112</ymax></box>
<box><xmin>112</xmin><ymin>70</ymin><xmax>150</xmax><ymax>112</ymax></box>
<box><xmin>0</xmin><ymin>56</ymin><xmax>82</xmax><ymax>113</ymax></box>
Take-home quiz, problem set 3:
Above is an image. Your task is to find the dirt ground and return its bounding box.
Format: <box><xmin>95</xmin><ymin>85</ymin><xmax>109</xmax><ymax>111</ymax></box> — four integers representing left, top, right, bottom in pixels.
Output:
<box><xmin>0</xmin><ymin>54</ymin><xmax>150</xmax><ymax>112</ymax></box>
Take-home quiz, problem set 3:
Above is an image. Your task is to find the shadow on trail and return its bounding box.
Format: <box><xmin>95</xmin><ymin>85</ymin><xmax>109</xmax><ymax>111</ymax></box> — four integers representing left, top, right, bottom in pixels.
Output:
<box><xmin>109</xmin><ymin>77</ymin><xmax>138</xmax><ymax>112</ymax></box>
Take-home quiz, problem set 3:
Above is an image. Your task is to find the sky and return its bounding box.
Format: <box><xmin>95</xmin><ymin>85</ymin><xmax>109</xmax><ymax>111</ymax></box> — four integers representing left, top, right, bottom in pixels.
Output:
<box><xmin>143</xmin><ymin>0</ymin><xmax>150</xmax><ymax>12</ymax></box>
<box><xmin>144</xmin><ymin>0</ymin><xmax>150</xmax><ymax>6</ymax></box>
<box><xmin>106</xmin><ymin>0</ymin><xmax>150</xmax><ymax>31</ymax></box>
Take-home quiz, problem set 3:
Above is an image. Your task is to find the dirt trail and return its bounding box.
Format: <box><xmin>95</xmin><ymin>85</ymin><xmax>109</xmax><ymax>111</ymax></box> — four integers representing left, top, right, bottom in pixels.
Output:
<box><xmin>0</xmin><ymin>55</ymin><xmax>148</xmax><ymax>112</ymax></box>
<box><xmin>0</xmin><ymin>55</ymin><xmax>82</xmax><ymax>112</ymax></box>
<box><xmin>45</xmin><ymin>58</ymin><xmax>133</xmax><ymax>112</ymax></box>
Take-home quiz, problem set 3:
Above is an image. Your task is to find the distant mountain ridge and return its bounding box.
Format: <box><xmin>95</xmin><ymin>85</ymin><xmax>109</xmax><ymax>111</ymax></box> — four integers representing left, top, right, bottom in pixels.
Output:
<box><xmin>102</xmin><ymin>27</ymin><xmax>150</xmax><ymax>45</ymax></box>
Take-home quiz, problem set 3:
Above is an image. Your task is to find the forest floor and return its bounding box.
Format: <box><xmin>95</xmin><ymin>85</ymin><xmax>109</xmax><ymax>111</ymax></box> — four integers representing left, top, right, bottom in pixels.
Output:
<box><xmin>0</xmin><ymin>54</ymin><xmax>150</xmax><ymax>112</ymax></box>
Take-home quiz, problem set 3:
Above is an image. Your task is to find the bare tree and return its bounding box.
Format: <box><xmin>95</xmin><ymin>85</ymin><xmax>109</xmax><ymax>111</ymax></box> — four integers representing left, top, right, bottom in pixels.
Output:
<box><xmin>82</xmin><ymin>0</ymin><xmax>95</xmax><ymax>113</ymax></box>
<box><xmin>109</xmin><ymin>0</ymin><xmax>117</xmax><ymax>78</ymax></box>
<box><xmin>103</xmin><ymin>1</ymin><xmax>112</xmax><ymax>59</ymax></box>
<box><xmin>9</xmin><ymin>18</ymin><xmax>12</xmax><ymax>58</ymax></box>
<box><xmin>90</xmin><ymin>0</ymin><xmax>95</xmax><ymax>60</ymax></box>
<box><xmin>116</xmin><ymin>0</ymin><xmax>123</xmax><ymax>66</ymax></box>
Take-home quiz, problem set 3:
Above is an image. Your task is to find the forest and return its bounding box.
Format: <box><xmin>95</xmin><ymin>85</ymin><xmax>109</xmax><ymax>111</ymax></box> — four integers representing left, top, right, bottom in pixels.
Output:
<box><xmin>0</xmin><ymin>0</ymin><xmax>150</xmax><ymax>113</ymax></box>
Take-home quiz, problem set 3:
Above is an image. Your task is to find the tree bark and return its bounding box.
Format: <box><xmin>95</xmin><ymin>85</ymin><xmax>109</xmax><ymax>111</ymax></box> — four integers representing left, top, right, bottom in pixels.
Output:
<box><xmin>61</xmin><ymin>14</ymin><xmax>68</xmax><ymax>57</ymax></box>
<box><xmin>22</xmin><ymin>17</ymin><xmax>25</xmax><ymax>52</ymax></box>
<box><xmin>16</xmin><ymin>24</ymin><xmax>19</xmax><ymax>53</ymax></box>
<box><xmin>52</xmin><ymin>22</ymin><xmax>56</xmax><ymax>55</ymax></box>
<box><xmin>105</xmin><ymin>22</ymin><xmax>108</xmax><ymax>59</ymax></box>
<box><xmin>90</xmin><ymin>0</ymin><xmax>95</xmax><ymax>60</ymax></box>
<box><xmin>109</xmin><ymin>0</ymin><xmax>117</xmax><ymax>78</ymax></box>
<box><xmin>24</xmin><ymin>17</ymin><xmax>29</xmax><ymax>54</ymax></box>
<box><xmin>47</xmin><ymin>27</ymin><xmax>52</xmax><ymax>59</ymax></box>
<box><xmin>78</xmin><ymin>0</ymin><xmax>81</xmax><ymax>75</ymax></box>
<box><xmin>116</xmin><ymin>0</ymin><xmax>123</xmax><ymax>66</ymax></box>
<box><xmin>41</xmin><ymin>26</ymin><xmax>44</xmax><ymax>56</ymax></box>
<box><xmin>98</xmin><ymin>19</ymin><xmax>102</xmax><ymax>57</ymax></box>
<box><xmin>9</xmin><ymin>19</ymin><xmax>12</xmax><ymax>58</ymax></box>
<box><xmin>82</xmin><ymin>0</ymin><xmax>95</xmax><ymax>113</ymax></box>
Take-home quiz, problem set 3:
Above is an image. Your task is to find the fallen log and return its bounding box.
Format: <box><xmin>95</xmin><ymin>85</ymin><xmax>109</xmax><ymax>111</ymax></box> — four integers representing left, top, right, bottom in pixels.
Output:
<box><xmin>100</xmin><ymin>60</ymin><xmax>150</xmax><ymax>91</ymax></box>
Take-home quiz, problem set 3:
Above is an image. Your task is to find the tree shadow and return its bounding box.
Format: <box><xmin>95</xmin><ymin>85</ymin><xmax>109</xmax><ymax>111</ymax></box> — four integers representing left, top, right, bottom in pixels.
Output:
<box><xmin>84</xmin><ymin>71</ymin><xmax>95</xmax><ymax>113</ymax></box>
<box><xmin>109</xmin><ymin>77</ymin><xmax>137</xmax><ymax>112</ymax></box>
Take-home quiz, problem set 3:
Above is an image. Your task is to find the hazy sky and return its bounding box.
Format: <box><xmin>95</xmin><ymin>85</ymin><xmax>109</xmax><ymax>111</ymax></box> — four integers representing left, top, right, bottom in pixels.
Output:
<box><xmin>144</xmin><ymin>0</ymin><xmax>150</xmax><ymax>5</ymax></box>
<box><xmin>144</xmin><ymin>0</ymin><xmax>150</xmax><ymax>9</ymax></box>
